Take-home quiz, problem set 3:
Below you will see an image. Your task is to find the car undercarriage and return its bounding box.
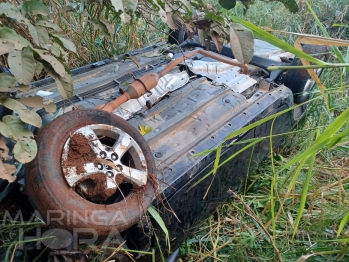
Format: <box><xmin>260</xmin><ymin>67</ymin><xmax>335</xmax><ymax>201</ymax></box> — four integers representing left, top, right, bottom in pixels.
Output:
<box><xmin>0</xmin><ymin>38</ymin><xmax>326</xmax><ymax>261</ymax></box>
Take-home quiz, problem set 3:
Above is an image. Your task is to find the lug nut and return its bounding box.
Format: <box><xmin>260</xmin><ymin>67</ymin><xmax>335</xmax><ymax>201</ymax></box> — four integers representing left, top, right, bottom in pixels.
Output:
<box><xmin>100</xmin><ymin>151</ymin><xmax>106</xmax><ymax>159</ymax></box>
<box><xmin>97</xmin><ymin>164</ymin><xmax>103</xmax><ymax>170</ymax></box>
<box><xmin>155</xmin><ymin>152</ymin><xmax>163</xmax><ymax>158</ymax></box>
<box><xmin>111</xmin><ymin>153</ymin><xmax>118</xmax><ymax>161</ymax></box>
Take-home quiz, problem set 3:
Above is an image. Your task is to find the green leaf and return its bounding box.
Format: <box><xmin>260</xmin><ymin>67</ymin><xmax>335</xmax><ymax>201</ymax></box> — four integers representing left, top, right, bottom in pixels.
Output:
<box><xmin>0</xmin><ymin>27</ymin><xmax>32</xmax><ymax>50</ymax></box>
<box><xmin>138</xmin><ymin>124</ymin><xmax>153</xmax><ymax>136</ymax></box>
<box><xmin>148</xmin><ymin>205</ymin><xmax>171</xmax><ymax>251</ymax></box>
<box><xmin>205</xmin><ymin>12</ymin><xmax>225</xmax><ymax>24</ymax></box>
<box><xmin>230</xmin><ymin>16</ymin><xmax>326</xmax><ymax>65</ymax></box>
<box><xmin>210</xmin><ymin>22</ymin><xmax>224</xmax><ymax>53</ymax></box>
<box><xmin>44</xmin><ymin>43</ymin><xmax>61</xmax><ymax>57</ymax></box>
<box><xmin>111</xmin><ymin>0</ymin><xmax>126</xmax><ymax>23</ymax></box>
<box><xmin>36</xmin><ymin>20</ymin><xmax>62</xmax><ymax>32</ymax></box>
<box><xmin>218</xmin><ymin>0</ymin><xmax>236</xmax><ymax>10</ymax></box>
<box><xmin>0</xmin><ymin>39</ymin><xmax>15</xmax><ymax>55</ymax></box>
<box><xmin>33</xmin><ymin>48</ymin><xmax>66</xmax><ymax>77</ymax></box>
<box><xmin>100</xmin><ymin>19</ymin><xmax>115</xmax><ymax>38</ymax></box>
<box><xmin>0</xmin><ymin>3</ymin><xmax>39</xmax><ymax>45</ymax></box>
<box><xmin>36</xmin><ymin>26</ymin><xmax>50</xmax><ymax>45</ymax></box>
<box><xmin>0</xmin><ymin>95</ymin><xmax>42</xmax><ymax>127</ymax></box>
<box><xmin>278</xmin><ymin>0</ymin><xmax>299</xmax><ymax>13</ymax></box>
<box><xmin>35</xmin><ymin>62</ymin><xmax>43</xmax><ymax>76</ymax></box>
<box><xmin>0</xmin><ymin>73</ymin><xmax>17</xmax><ymax>92</ymax></box>
<box><xmin>88</xmin><ymin>19</ymin><xmax>110</xmax><ymax>37</ymax></box>
<box><xmin>8</xmin><ymin>47</ymin><xmax>36</xmax><ymax>85</ymax></box>
<box><xmin>292</xmin><ymin>152</ymin><xmax>316</xmax><ymax>239</ymax></box>
<box><xmin>281</xmin><ymin>106</ymin><xmax>349</xmax><ymax>171</ymax></box>
<box><xmin>0</xmin><ymin>115</ymin><xmax>37</xmax><ymax>163</ymax></box>
<box><xmin>43</xmin><ymin>62</ymin><xmax>73</xmax><ymax>99</ymax></box>
<box><xmin>337</xmin><ymin>210</ymin><xmax>349</xmax><ymax>237</ymax></box>
<box><xmin>51</xmin><ymin>34</ymin><xmax>76</xmax><ymax>53</ymax></box>
<box><xmin>19</xmin><ymin>96</ymin><xmax>57</xmax><ymax>113</ymax></box>
<box><xmin>229</xmin><ymin>23</ymin><xmax>254</xmax><ymax>64</ymax></box>
<box><xmin>213</xmin><ymin>144</ymin><xmax>222</xmax><ymax>175</ymax></box>
<box><xmin>20</xmin><ymin>1</ymin><xmax>50</xmax><ymax>17</ymax></box>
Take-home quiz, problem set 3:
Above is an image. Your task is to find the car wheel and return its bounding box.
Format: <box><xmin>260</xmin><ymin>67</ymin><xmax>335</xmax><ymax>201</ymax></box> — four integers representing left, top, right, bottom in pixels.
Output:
<box><xmin>283</xmin><ymin>44</ymin><xmax>329</xmax><ymax>104</ymax></box>
<box><xmin>25</xmin><ymin>109</ymin><xmax>156</xmax><ymax>238</ymax></box>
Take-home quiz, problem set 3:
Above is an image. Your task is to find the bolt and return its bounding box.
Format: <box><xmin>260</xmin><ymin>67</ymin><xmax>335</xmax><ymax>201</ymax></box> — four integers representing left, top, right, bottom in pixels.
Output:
<box><xmin>104</xmin><ymin>164</ymin><xmax>112</xmax><ymax>170</ymax></box>
<box><xmin>225</xmin><ymin>99</ymin><xmax>230</xmax><ymax>103</ymax></box>
<box><xmin>97</xmin><ymin>164</ymin><xmax>103</xmax><ymax>170</ymax></box>
<box><xmin>116</xmin><ymin>165</ymin><xmax>123</xmax><ymax>172</ymax></box>
<box><xmin>100</xmin><ymin>151</ymin><xmax>106</xmax><ymax>159</ymax></box>
<box><xmin>155</xmin><ymin>152</ymin><xmax>163</xmax><ymax>158</ymax></box>
<box><xmin>111</xmin><ymin>153</ymin><xmax>118</xmax><ymax>161</ymax></box>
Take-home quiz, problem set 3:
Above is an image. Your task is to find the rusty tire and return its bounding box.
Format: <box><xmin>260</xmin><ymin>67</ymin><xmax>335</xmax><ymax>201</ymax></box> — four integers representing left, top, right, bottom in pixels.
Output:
<box><xmin>283</xmin><ymin>45</ymin><xmax>329</xmax><ymax>104</ymax></box>
<box><xmin>25</xmin><ymin>109</ymin><xmax>156</xmax><ymax>238</ymax></box>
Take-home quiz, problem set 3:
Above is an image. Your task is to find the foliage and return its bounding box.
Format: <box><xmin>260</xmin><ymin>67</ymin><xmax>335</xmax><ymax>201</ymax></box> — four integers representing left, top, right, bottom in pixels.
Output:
<box><xmin>0</xmin><ymin>1</ymin><xmax>76</xmax><ymax>179</ymax></box>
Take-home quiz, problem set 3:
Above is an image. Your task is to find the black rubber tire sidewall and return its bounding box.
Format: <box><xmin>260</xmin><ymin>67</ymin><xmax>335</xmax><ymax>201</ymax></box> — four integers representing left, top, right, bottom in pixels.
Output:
<box><xmin>283</xmin><ymin>45</ymin><xmax>329</xmax><ymax>104</ymax></box>
<box><xmin>25</xmin><ymin>109</ymin><xmax>155</xmax><ymax>238</ymax></box>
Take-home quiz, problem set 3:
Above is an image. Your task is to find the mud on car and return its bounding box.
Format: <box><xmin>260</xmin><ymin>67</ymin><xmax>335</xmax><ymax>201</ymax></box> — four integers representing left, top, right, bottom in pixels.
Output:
<box><xmin>0</xmin><ymin>36</ymin><xmax>327</xmax><ymax>261</ymax></box>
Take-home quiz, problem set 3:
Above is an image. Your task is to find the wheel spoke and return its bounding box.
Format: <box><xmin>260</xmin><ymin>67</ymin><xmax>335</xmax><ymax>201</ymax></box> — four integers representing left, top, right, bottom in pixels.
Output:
<box><xmin>121</xmin><ymin>165</ymin><xmax>148</xmax><ymax>187</ymax></box>
<box><xmin>106</xmin><ymin>175</ymin><xmax>118</xmax><ymax>189</ymax></box>
<box><xmin>112</xmin><ymin>133</ymin><xmax>133</xmax><ymax>158</ymax></box>
<box><xmin>63</xmin><ymin>162</ymin><xmax>101</xmax><ymax>187</ymax></box>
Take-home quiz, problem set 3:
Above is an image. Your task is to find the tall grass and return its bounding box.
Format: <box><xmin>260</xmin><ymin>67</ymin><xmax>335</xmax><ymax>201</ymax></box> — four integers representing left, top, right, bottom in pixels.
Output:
<box><xmin>181</xmin><ymin>0</ymin><xmax>349</xmax><ymax>261</ymax></box>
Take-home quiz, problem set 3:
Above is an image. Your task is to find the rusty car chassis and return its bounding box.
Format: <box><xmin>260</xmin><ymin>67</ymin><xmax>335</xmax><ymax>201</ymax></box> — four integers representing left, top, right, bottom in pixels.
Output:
<box><xmin>0</xmin><ymin>38</ymin><xmax>325</xmax><ymax>261</ymax></box>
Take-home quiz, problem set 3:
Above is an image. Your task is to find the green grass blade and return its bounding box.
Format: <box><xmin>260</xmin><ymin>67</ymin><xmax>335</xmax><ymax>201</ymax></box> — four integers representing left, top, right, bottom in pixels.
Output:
<box><xmin>292</xmin><ymin>151</ymin><xmax>316</xmax><ymax>239</ymax></box>
<box><xmin>315</xmin><ymin>106</ymin><xmax>349</xmax><ymax>145</ymax></box>
<box><xmin>281</xmin><ymin>107</ymin><xmax>349</xmax><ymax>171</ymax></box>
<box><xmin>305</xmin><ymin>0</ymin><xmax>348</xmax><ymax>72</ymax></box>
<box><xmin>268</xmin><ymin>63</ymin><xmax>349</xmax><ymax>71</ymax></box>
<box><xmin>188</xmin><ymin>138</ymin><xmax>264</xmax><ymax>191</ymax></box>
<box><xmin>224</xmin><ymin>102</ymin><xmax>308</xmax><ymax>142</ymax></box>
<box><xmin>312</xmin><ymin>238</ymin><xmax>349</xmax><ymax>243</ymax></box>
<box><xmin>213</xmin><ymin>144</ymin><xmax>222</xmax><ymax>175</ymax></box>
<box><xmin>270</xmin><ymin>118</ymin><xmax>277</xmax><ymax>239</ymax></box>
<box><xmin>337</xmin><ymin>210</ymin><xmax>349</xmax><ymax>237</ymax></box>
<box><xmin>153</xmin><ymin>232</ymin><xmax>165</xmax><ymax>262</ymax></box>
<box><xmin>280</xmin><ymin>139</ymin><xmax>327</xmax><ymax>171</ymax></box>
<box><xmin>230</xmin><ymin>16</ymin><xmax>326</xmax><ymax>65</ymax></box>
<box><xmin>147</xmin><ymin>205</ymin><xmax>170</xmax><ymax>253</ymax></box>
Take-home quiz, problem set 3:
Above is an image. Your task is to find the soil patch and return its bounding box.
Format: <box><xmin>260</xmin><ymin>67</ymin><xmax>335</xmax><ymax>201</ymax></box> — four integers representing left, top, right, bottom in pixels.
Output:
<box><xmin>63</xmin><ymin>133</ymin><xmax>96</xmax><ymax>174</ymax></box>
<box><xmin>75</xmin><ymin>173</ymin><xmax>117</xmax><ymax>202</ymax></box>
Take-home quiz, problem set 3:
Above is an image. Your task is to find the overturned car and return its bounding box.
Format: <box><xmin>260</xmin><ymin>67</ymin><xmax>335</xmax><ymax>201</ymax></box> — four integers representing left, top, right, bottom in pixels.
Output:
<box><xmin>1</xmin><ymin>37</ymin><xmax>327</xmax><ymax>261</ymax></box>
